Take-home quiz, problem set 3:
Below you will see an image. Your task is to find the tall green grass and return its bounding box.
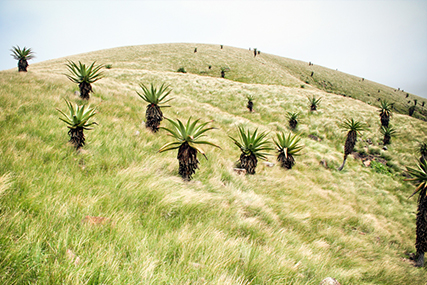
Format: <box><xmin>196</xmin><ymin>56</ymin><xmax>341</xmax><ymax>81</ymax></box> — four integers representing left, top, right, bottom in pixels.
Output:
<box><xmin>0</xmin><ymin>43</ymin><xmax>427</xmax><ymax>284</ymax></box>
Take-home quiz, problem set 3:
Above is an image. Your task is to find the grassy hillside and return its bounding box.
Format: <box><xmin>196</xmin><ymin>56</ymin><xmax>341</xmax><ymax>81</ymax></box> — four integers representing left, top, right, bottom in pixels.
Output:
<box><xmin>1</xmin><ymin>43</ymin><xmax>427</xmax><ymax>284</ymax></box>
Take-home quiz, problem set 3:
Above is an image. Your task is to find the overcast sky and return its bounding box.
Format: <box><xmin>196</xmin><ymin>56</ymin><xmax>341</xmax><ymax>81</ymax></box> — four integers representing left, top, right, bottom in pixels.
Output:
<box><xmin>1</xmin><ymin>0</ymin><xmax>426</xmax><ymax>98</ymax></box>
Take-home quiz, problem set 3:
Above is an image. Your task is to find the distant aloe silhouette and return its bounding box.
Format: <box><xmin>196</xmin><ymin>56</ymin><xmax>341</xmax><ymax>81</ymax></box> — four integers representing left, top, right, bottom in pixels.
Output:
<box><xmin>10</xmin><ymin>46</ymin><xmax>34</xmax><ymax>72</ymax></box>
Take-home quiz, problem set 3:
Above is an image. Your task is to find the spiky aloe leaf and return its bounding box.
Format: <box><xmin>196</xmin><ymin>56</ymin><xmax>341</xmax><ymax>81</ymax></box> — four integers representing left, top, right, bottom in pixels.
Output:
<box><xmin>339</xmin><ymin>118</ymin><xmax>366</xmax><ymax>134</ymax></box>
<box><xmin>380</xmin><ymin>126</ymin><xmax>396</xmax><ymax>136</ymax></box>
<box><xmin>229</xmin><ymin>126</ymin><xmax>272</xmax><ymax>161</ymax></box>
<box><xmin>10</xmin><ymin>46</ymin><xmax>35</xmax><ymax>61</ymax></box>
<box><xmin>405</xmin><ymin>160</ymin><xmax>427</xmax><ymax>199</ymax></box>
<box><xmin>136</xmin><ymin>83</ymin><xmax>173</xmax><ymax>106</ymax></box>
<box><xmin>57</xmin><ymin>100</ymin><xmax>97</xmax><ymax>130</ymax></box>
<box><xmin>273</xmin><ymin>132</ymin><xmax>304</xmax><ymax>157</ymax></box>
<box><xmin>274</xmin><ymin>132</ymin><xmax>304</xmax><ymax>169</ymax></box>
<box><xmin>159</xmin><ymin>117</ymin><xmax>220</xmax><ymax>154</ymax></box>
<box><xmin>65</xmin><ymin>60</ymin><xmax>104</xmax><ymax>84</ymax></box>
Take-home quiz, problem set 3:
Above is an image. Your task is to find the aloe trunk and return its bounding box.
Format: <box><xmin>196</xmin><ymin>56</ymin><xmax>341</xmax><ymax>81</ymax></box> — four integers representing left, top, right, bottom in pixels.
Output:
<box><xmin>18</xmin><ymin>59</ymin><xmax>29</xmax><ymax>72</ymax></box>
<box><xmin>380</xmin><ymin>115</ymin><xmax>389</xmax><ymax>128</ymax></box>
<box><xmin>240</xmin><ymin>153</ymin><xmax>257</xmax><ymax>174</ymax></box>
<box><xmin>416</xmin><ymin>187</ymin><xmax>427</xmax><ymax>267</ymax></box>
<box><xmin>383</xmin><ymin>133</ymin><xmax>391</xmax><ymax>145</ymax></box>
<box><xmin>338</xmin><ymin>130</ymin><xmax>357</xmax><ymax>171</ymax></box>
<box><xmin>79</xmin><ymin>82</ymin><xmax>92</xmax><ymax>100</ymax></box>
<box><xmin>68</xmin><ymin>127</ymin><xmax>85</xmax><ymax>149</ymax></box>
<box><xmin>278</xmin><ymin>152</ymin><xmax>295</xmax><ymax>169</ymax></box>
<box><xmin>289</xmin><ymin>119</ymin><xmax>297</xmax><ymax>129</ymax></box>
<box><xmin>247</xmin><ymin>100</ymin><xmax>253</xmax><ymax>112</ymax></box>
<box><xmin>146</xmin><ymin>104</ymin><xmax>163</xmax><ymax>132</ymax></box>
<box><xmin>177</xmin><ymin>142</ymin><xmax>199</xmax><ymax>181</ymax></box>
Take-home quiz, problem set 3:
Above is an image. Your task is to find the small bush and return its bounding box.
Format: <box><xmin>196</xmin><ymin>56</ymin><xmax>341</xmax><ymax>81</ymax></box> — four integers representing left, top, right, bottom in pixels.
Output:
<box><xmin>105</xmin><ymin>64</ymin><xmax>113</xmax><ymax>69</ymax></box>
<box><xmin>177</xmin><ymin>67</ymin><xmax>187</xmax><ymax>73</ymax></box>
<box><xmin>370</xmin><ymin>161</ymin><xmax>392</xmax><ymax>176</ymax></box>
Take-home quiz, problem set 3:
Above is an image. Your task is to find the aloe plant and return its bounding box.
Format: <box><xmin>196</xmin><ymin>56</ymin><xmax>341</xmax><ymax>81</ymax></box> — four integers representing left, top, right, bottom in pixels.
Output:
<box><xmin>419</xmin><ymin>141</ymin><xmax>427</xmax><ymax>164</ymax></box>
<box><xmin>308</xmin><ymin>95</ymin><xmax>321</xmax><ymax>111</ymax></box>
<box><xmin>338</xmin><ymin>119</ymin><xmax>365</xmax><ymax>171</ymax></box>
<box><xmin>247</xmin><ymin>95</ymin><xmax>254</xmax><ymax>112</ymax></box>
<box><xmin>159</xmin><ymin>118</ymin><xmax>220</xmax><ymax>180</ymax></box>
<box><xmin>57</xmin><ymin>100</ymin><xmax>97</xmax><ymax>149</ymax></box>
<box><xmin>286</xmin><ymin>112</ymin><xmax>299</xmax><ymax>129</ymax></box>
<box><xmin>10</xmin><ymin>45</ymin><xmax>35</xmax><ymax>72</ymax></box>
<box><xmin>136</xmin><ymin>83</ymin><xmax>172</xmax><ymax>133</ymax></box>
<box><xmin>405</xmin><ymin>159</ymin><xmax>427</xmax><ymax>267</ymax></box>
<box><xmin>229</xmin><ymin>126</ymin><xmax>272</xmax><ymax>174</ymax></box>
<box><xmin>273</xmin><ymin>132</ymin><xmax>304</xmax><ymax>169</ymax></box>
<box><xmin>380</xmin><ymin>126</ymin><xmax>396</xmax><ymax>145</ymax></box>
<box><xmin>65</xmin><ymin>60</ymin><xmax>104</xmax><ymax>99</ymax></box>
<box><xmin>378</xmin><ymin>100</ymin><xmax>393</xmax><ymax>127</ymax></box>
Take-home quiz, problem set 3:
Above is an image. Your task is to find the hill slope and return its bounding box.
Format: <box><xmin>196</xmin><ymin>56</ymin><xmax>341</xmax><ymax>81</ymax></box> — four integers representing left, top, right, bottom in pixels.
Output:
<box><xmin>1</xmin><ymin>43</ymin><xmax>427</xmax><ymax>284</ymax></box>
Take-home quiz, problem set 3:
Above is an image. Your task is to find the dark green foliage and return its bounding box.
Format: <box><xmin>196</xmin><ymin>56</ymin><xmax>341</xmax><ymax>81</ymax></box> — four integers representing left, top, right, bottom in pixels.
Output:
<box><xmin>177</xmin><ymin>67</ymin><xmax>187</xmax><ymax>73</ymax></box>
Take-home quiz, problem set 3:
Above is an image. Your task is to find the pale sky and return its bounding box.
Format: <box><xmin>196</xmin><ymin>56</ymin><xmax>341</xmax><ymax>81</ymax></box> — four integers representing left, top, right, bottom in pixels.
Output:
<box><xmin>1</xmin><ymin>0</ymin><xmax>426</xmax><ymax>98</ymax></box>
